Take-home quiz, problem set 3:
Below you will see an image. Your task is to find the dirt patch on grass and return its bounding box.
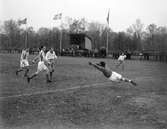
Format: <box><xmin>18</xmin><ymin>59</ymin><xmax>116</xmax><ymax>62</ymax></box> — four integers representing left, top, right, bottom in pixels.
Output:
<box><xmin>127</xmin><ymin>93</ymin><xmax>167</xmax><ymax>129</ymax></box>
<box><xmin>130</xmin><ymin>97</ymin><xmax>157</xmax><ymax>108</ymax></box>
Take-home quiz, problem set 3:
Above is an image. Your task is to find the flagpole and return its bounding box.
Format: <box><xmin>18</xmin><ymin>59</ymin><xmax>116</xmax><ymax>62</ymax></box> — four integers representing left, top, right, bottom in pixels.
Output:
<box><xmin>53</xmin><ymin>13</ymin><xmax>62</xmax><ymax>55</ymax></box>
<box><xmin>60</xmin><ymin>18</ymin><xmax>63</xmax><ymax>55</ymax></box>
<box><xmin>25</xmin><ymin>22</ymin><xmax>28</xmax><ymax>48</ymax></box>
<box><xmin>106</xmin><ymin>9</ymin><xmax>110</xmax><ymax>56</ymax></box>
<box><xmin>106</xmin><ymin>26</ymin><xmax>109</xmax><ymax>55</ymax></box>
<box><xmin>60</xmin><ymin>28</ymin><xmax>62</xmax><ymax>55</ymax></box>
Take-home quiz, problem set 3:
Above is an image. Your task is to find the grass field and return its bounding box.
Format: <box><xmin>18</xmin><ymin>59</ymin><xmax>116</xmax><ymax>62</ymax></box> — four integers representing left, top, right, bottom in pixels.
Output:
<box><xmin>0</xmin><ymin>53</ymin><xmax>167</xmax><ymax>129</ymax></box>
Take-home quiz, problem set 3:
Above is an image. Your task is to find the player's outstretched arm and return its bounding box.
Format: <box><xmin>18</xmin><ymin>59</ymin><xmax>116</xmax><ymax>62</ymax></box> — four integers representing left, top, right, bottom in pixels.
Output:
<box><xmin>88</xmin><ymin>62</ymin><xmax>104</xmax><ymax>72</ymax></box>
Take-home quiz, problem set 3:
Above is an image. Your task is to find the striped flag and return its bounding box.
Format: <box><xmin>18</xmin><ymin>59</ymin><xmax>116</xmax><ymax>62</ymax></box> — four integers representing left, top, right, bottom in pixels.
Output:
<box><xmin>53</xmin><ymin>13</ymin><xmax>62</xmax><ymax>20</ymax></box>
<box><xmin>18</xmin><ymin>18</ymin><xmax>27</xmax><ymax>25</ymax></box>
<box><xmin>106</xmin><ymin>10</ymin><xmax>110</xmax><ymax>25</ymax></box>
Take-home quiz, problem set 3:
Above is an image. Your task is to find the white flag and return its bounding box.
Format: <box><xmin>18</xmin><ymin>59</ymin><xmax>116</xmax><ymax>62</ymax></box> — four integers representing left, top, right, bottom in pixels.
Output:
<box><xmin>53</xmin><ymin>13</ymin><xmax>62</xmax><ymax>20</ymax></box>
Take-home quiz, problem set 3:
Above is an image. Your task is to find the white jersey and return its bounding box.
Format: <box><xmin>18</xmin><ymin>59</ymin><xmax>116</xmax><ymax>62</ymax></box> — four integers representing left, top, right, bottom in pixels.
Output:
<box><xmin>39</xmin><ymin>50</ymin><xmax>47</xmax><ymax>62</ymax></box>
<box><xmin>108</xmin><ymin>71</ymin><xmax>122</xmax><ymax>82</ymax></box>
<box><xmin>20</xmin><ymin>50</ymin><xmax>29</xmax><ymax>67</ymax></box>
<box><xmin>36</xmin><ymin>50</ymin><xmax>49</xmax><ymax>73</ymax></box>
<box><xmin>21</xmin><ymin>50</ymin><xmax>29</xmax><ymax>61</ymax></box>
<box><xmin>46</xmin><ymin>51</ymin><xmax>57</xmax><ymax>60</ymax></box>
<box><xmin>118</xmin><ymin>55</ymin><xmax>126</xmax><ymax>61</ymax></box>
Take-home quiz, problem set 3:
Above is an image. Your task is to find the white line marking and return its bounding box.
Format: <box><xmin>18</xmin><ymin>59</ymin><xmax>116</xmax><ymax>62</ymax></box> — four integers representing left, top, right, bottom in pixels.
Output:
<box><xmin>0</xmin><ymin>82</ymin><xmax>111</xmax><ymax>100</ymax></box>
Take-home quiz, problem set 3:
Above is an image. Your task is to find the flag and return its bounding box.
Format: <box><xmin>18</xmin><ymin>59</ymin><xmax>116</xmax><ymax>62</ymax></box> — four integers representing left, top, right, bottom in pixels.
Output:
<box><xmin>53</xmin><ymin>13</ymin><xmax>62</xmax><ymax>20</ymax></box>
<box><xmin>106</xmin><ymin>10</ymin><xmax>110</xmax><ymax>25</ymax></box>
<box><xmin>18</xmin><ymin>18</ymin><xmax>27</xmax><ymax>25</ymax></box>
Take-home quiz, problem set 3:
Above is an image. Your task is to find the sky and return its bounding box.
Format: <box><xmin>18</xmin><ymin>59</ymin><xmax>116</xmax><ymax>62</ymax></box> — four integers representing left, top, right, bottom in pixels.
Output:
<box><xmin>1</xmin><ymin>0</ymin><xmax>167</xmax><ymax>32</ymax></box>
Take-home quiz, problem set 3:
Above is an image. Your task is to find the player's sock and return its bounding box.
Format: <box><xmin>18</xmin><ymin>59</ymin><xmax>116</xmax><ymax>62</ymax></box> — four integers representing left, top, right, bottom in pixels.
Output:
<box><xmin>47</xmin><ymin>80</ymin><xmax>52</xmax><ymax>83</ymax></box>
<box><xmin>27</xmin><ymin>74</ymin><xmax>37</xmax><ymax>83</ymax></box>
<box><xmin>27</xmin><ymin>77</ymin><xmax>30</xmax><ymax>83</ymax></box>
<box><xmin>46</xmin><ymin>74</ymin><xmax>51</xmax><ymax>83</ymax></box>
<box><xmin>16</xmin><ymin>70</ymin><xmax>18</xmax><ymax>76</ymax></box>
<box><xmin>122</xmin><ymin>78</ymin><xmax>128</xmax><ymax>82</ymax></box>
<box><xmin>24</xmin><ymin>69</ymin><xmax>29</xmax><ymax>77</ymax></box>
<box><xmin>130</xmin><ymin>80</ymin><xmax>137</xmax><ymax>86</ymax></box>
<box><xmin>50</xmin><ymin>72</ymin><xmax>53</xmax><ymax>81</ymax></box>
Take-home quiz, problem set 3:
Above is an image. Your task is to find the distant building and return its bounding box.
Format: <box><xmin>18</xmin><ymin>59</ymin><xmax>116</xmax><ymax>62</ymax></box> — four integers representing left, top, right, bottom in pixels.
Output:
<box><xmin>69</xmin><ymin>33</ymin><xmax>92</xmax><ymax>50</ymax></box>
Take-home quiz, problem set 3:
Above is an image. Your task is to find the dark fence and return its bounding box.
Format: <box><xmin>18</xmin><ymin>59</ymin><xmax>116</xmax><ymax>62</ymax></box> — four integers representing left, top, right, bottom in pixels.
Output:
<box><xmin>0</xmin><ymin>49</ymin><xmax>22</xmax><ymax>54</ymax></box>
<box><xmin>131</xmin><ymin>52</ymin><xmax>167</xmax><ymax>62</ymax></box>
<box><xmin>1</xmin><ymin>49</ymin><xmax>167</xmax><ymax>62</ymax></box>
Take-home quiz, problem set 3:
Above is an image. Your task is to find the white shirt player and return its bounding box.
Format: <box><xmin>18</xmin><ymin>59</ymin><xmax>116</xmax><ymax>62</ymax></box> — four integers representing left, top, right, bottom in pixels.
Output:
<box><xmin>46</xmin><ymin>51</ymin><xmax>57</xmax><ymax>60</ymax></box>
<box><xmin>33</xmin><ymin>49</ymin><xmax>49</xmax><ymax>73</ymax></box>
<box><xmin>118</xmin><ymin>54</ymin><xmax>127</xmax><ymax>61</ymax></box>
<box><xmin>21</xmin><ymin>50</ymin><xmax>29</xmax><ymax>61</ymax></box>
<box><xmin>33</xmin><ymin>49</ymin><xmax>48</xmax><ymax>63</ymax></box>
<box><xmin>46</xmin><ymin>49</ymin><xmax>57</xmax><ymax>80</ymax></box>
<box><xmin>39</xmin><ymin>50</ymin><xmax>47</xmax><ymax>62</ymax></box>
<box><xmin>89</xmin><ymin>61</ymin><xmax>137</xmax><ymax>86</ymax></box>
<box><xmin>20</xmin><ymin>49</ymin><xmax>29</xmax><ymax>68</ymax></box>
<box><xmin>27</xmin><ymin>46</ymin><xmax>51</xmax><ymax>83</ymax></box>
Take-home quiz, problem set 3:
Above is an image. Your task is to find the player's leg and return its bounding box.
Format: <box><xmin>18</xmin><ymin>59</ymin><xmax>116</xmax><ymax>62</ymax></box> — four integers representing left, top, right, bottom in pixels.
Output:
<box><xmin>23</xmin><ymin>61</ymin><xmax>30</xmax><ymax>77</ymax></box>
<box><xmin>122</xmin><ymin>62</ymin><xmax>125</xmax><ymax>71</ymax></box>
<box><xmin>27</xmin><ymin>71</ymin><xmax>38</xmax><ymax>83</ymax></box>
<box><xmin>24</xmin><ymin>67</ymin><xmax>29</xmax><ymax>77</ymax></box>
<box><xmin>16</xmin><ymin>60</ymin><xmax>25</xmax><ymax>75</ymax></box>
<box><xmin>121</xmin><ymin>77</ymin><xmax>137</xmax><ymax>86</ymax></box>
<box><xmin>45</xmin><ymin>66</ymin><xmax>52</xmax><ymax>83</ymax></box>
<box><xmin>38</xmin><ymin>62</ymin><xmax>51</xmax><ymax>83</ymax></box>
<box><xmin>27</xmin><ymin>62</ymin><xmax>40</xmax><ymax>83</ymax></box>
<box><xmin>46</xmin><ymin>73</ymin><xmax>51</xmax><ymax>83</ymax></box>
<box><xmin>49</xmin><ymin>63</ymin><xmax>54</xmax><ymax>81</ymax></box>
<box><xmin>49</xmin><ymin>71</ymin><xmax>53</xmax><ymax>81</ymax></box>
<box><xmin>16</xmin><ymin>68</ymin><xmax>23</xmax><ymax>75</ymax></box>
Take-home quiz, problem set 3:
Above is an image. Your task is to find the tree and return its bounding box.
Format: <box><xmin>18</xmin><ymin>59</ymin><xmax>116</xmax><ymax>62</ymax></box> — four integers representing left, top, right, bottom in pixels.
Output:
<box><xmin>146</xmin><ymin>24</ymin><xmax>157</xmax><ymax>50</ymax></box>
<box><xmin>26</xmin><ymin>27</ymin><xmax>37</xmax><ymax>48</ymax></box>
<box><xmin>112</xmin><ymin>32</ymin><xmax>133</xmax><ymax>52</ymax></box>
<box><xmin>127</xmin><ymin>19</ymin><xmax>144</xmax><ymax>50</ymax></box>
<box><xmin>2</xmin><ymin>19</ymin><xmax>21</xmax><ymax>49</ymax></box>
<box><xmin>154</xmin><ymin>26</ymin><xmax>167</xmax><ymax>52</ymax></box>
<box><xmin>87</xmin><ymin>22</ymin><xmax>103</xmax><ymax>49</ymax></box>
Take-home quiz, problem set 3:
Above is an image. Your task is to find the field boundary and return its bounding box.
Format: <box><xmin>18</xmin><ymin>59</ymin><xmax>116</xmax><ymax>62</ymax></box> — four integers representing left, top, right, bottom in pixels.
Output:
<box><xmin>0</xmin><ymin>81</ymin><xmax>112</xmax><ymax>100</ymax></box>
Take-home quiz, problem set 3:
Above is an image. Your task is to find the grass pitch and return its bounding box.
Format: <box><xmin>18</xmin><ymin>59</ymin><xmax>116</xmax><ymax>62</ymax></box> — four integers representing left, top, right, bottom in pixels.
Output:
<box><xmin>0</xmin><ymin>53</ymin><xmax>167</xmax><ymax>129</ymax></box>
